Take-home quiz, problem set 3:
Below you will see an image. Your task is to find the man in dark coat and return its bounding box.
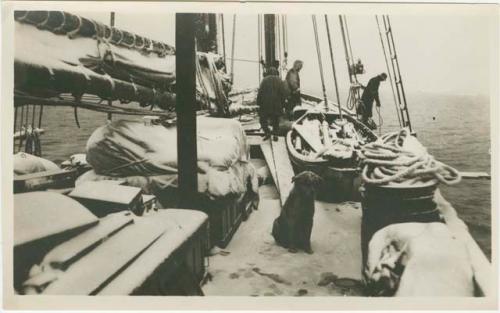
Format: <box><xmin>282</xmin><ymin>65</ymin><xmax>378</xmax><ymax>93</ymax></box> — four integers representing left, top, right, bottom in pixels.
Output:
<box><xmin>285</xmin><ymin>60</ymin><xmax>303</xmax><ymax>119</ymax></box>
<box><xmin>361</xmin><ymin>73</ymin><xmax>387</xmax><ymax>128</ymax></box>
<box><xmin>257</xmin><ymin>67</ymin><xmax>286</xmax><ymax>141</ymax></box>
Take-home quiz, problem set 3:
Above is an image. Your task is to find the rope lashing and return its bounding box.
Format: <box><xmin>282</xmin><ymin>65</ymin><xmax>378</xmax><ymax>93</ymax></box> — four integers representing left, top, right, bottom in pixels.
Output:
<box><xmin>359</xmin><ymin>128</ymin><xmax>461</xmax><ymax>186</ymax></box>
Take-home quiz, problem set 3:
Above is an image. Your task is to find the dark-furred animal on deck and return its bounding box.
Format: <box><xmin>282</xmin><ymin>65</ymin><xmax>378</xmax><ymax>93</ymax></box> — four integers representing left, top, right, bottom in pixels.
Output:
<box><xmin>271</xmin><ymin>171</ymin><xmax>322</xmax><ymax>254</ymax></box>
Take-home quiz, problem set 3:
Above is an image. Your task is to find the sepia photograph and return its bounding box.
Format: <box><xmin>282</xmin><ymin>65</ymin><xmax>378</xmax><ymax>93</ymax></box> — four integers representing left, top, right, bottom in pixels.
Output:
<box><xmin>1</xmin><ymin>1</ymin><xmax>498</xmax><ymax>310</ymax></box>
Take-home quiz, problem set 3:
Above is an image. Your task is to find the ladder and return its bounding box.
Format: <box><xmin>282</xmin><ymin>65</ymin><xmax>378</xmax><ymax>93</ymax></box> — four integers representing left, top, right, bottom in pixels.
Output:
<box><xmin>381</xmin><ymin>15</ymin><xmax>413</xmax><ymax>133</ymax></box>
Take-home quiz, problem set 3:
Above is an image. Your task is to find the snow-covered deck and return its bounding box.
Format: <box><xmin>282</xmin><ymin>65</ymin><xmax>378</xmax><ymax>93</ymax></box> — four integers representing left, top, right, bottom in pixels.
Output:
<box><xmin>202</xmin><ymin>184</ymin><xmax>364</xmax><ymax>296</ymax></box>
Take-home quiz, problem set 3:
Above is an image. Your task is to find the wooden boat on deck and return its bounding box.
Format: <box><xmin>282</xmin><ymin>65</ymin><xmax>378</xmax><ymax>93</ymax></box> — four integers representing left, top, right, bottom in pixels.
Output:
<box><xmin>286</xmin><ymin>99</ymin><xmax>378</xmax><ymax>201</ymax></box>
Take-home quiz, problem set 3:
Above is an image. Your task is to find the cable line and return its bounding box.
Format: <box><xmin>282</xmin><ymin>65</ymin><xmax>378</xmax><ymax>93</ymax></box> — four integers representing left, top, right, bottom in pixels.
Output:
<box><xmin>324</xmin><ymin>15</ymin><xmax>342</xmax><ymax>118</ymax></box>
<box><xmin>376</xmin><ymin>15</ymin><xmax>402</xmax><ymax>128</ymax></box>
<box><xmin>230</xmin><ymin>14</ymin><xmax>236</xmax><ymax>84</ymax></box>
<box><xmin>311</xmin><ymin>15</ymin><xmax>328</xmax><ymax>110</ymax></box>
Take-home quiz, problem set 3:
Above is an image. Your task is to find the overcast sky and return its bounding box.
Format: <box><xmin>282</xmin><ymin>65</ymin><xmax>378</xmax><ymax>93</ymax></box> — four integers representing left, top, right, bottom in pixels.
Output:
<box><xmin>80</xmin><ymin>12</ymin><xmax>492</xmax><ymax>98</ymax></box>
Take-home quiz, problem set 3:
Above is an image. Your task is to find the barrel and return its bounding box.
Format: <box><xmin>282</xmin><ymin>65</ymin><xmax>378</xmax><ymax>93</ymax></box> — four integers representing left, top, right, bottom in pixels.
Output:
<box><xmin>360</xmin><ymin>182</ymin><xmax>443</xmax><ymax>266</ymax></box>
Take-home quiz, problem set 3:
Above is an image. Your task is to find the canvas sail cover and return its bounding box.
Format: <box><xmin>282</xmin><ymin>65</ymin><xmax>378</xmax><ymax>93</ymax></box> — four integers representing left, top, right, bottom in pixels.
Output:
<box><xmin>14</xmin><ymin>11</ymin><xmax>231</xmax><ymax>113</ymax></box>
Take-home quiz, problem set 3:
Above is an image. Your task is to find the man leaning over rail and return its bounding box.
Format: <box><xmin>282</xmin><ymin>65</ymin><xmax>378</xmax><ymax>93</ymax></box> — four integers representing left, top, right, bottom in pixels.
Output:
<box><xmin>361</xmin><ymin>72</ymin><xmax>387</xmax><ymax>129</ymax></box>
<box><xmin>257</xmin><ymin>67</ymin><xmax>286</xmax><ymax>141</ymax></box>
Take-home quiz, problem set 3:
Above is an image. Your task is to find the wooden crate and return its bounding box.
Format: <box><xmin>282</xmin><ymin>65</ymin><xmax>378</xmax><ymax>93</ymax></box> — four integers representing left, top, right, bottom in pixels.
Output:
<box><xmin>130</xmin><ymin>218</ymin><xmax>209</xmax><ymax>295</ymax></box>
<box><xmin>155</xmin><ymin>187</ymin><xmax>257</xmax><ymax>249</ymax></box>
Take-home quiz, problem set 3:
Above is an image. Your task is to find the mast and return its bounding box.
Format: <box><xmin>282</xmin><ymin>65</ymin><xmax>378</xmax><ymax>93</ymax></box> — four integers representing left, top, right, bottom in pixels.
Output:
<box><xmin>263</xmin><ymin>14</ymin><xmax>276</xmax><ymax>69</ymax></box>
<box><xmin>176</xmin><ymin>13</ymin><xmax>198</xmax><ymax>209</ymax></box>
<box><xmin>194</xmin><ymin>13</ymin><xmax>218</xmax><ymax>53</ymax></box>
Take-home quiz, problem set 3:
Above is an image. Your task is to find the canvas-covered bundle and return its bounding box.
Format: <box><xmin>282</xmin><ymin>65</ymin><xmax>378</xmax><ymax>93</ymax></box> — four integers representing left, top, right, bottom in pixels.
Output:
<box><xmin>79</xmin><ymin>117</ymin><xmax>258</xmax><ymax>199</ymax></box>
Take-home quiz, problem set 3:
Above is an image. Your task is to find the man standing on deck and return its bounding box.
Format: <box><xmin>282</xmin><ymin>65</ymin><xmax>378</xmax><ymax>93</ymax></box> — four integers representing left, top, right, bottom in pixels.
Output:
<box><xmin>285</xmin><ymin>60</ymin><xmax>303</xmax><ymax>120</ymax></box>
<box><xmin>361</xmin><ymin>73</ymin><xmax>387</xmax><ymax>129</ymax></box>
<box><xmin>257</xmin><ymin>67</ymin><xmax>286</xmax><ymax>141</ymax></box>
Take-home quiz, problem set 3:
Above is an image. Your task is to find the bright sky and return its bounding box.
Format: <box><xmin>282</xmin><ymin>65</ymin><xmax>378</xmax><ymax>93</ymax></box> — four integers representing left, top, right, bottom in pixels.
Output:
<box><xmin>80</xmin><ymin>12</ymin><xmax>493</xmax><ymax>97</ymax></box>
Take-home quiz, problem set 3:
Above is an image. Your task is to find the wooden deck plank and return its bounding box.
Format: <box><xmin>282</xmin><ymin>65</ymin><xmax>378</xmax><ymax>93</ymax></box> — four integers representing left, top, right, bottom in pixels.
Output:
<box><xmin>202</xmin><ymin>184</ymin><xmax>363</xmax><ymax>296</ymax></box>
<box><xmin>260</xmin><ymin>137</ymin><xmax>295</xmax><ymax>206</ymax></box>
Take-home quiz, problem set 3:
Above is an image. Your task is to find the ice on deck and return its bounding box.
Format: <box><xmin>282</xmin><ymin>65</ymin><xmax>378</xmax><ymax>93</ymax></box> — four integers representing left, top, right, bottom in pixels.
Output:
<box><xmin>202</xmin><ymin>184</ymin><xmax>364</xmax><ymax>296</ymax></box>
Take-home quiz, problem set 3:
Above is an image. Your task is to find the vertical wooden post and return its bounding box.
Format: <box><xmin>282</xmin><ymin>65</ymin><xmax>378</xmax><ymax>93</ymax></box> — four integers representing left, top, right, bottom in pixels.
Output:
<box><xmin>176</xmin><ymin>13</ymin><xmax>198</xmax><ymax>209</ymax></box>
<box><xmin>263</xmin><ymin>14</ymin><xmax>276</xmax><ymax>69</ymax></box>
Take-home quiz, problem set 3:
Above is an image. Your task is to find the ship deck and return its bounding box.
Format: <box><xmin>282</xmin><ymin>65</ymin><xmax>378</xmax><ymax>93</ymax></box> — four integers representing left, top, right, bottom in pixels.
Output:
<box><xmin>202</xmin><ymin>184</ymin><xmax>364</xmax><ymax>296</ymax></box>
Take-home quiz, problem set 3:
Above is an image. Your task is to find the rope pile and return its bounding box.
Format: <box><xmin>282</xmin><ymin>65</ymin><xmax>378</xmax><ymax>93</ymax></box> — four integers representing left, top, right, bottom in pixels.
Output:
<box><xmin>358</xmin><ymin>128</ymin><xmax>461</xmax><ymax>186</ymax></box>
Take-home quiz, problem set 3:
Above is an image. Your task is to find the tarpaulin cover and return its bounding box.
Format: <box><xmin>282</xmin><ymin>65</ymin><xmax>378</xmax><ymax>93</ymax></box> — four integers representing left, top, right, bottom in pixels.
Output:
<box><xmin>14</xmin><ymin>152</ymin><xmax>60</xmax><ymax>176</ymax></box>
<box><xmin>83</xmin><ymin>117</ymin><xmax>257</xmax><ymax>199</ymax></box>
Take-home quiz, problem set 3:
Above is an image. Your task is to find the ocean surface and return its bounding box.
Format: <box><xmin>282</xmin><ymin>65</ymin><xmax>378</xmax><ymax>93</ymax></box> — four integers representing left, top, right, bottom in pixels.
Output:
<box><xmin>31</xmin><ymin>92</ymin><xmax>492</xmax><ymax>259</ymax></box>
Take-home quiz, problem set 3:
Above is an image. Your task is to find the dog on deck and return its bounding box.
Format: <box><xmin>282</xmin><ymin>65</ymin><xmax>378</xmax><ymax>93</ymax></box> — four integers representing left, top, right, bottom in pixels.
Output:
<box><xmin>271</xmin><ymin>171</ymin><xmax>322</xmax><ymax>254</ymax></box>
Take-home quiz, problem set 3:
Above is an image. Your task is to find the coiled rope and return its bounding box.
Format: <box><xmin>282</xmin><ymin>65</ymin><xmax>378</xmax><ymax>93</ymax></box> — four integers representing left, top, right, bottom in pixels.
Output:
<box><xmin>358</xmin><ymin>128</ymin><xmax>461</xmax><ymax>186</ymax></box>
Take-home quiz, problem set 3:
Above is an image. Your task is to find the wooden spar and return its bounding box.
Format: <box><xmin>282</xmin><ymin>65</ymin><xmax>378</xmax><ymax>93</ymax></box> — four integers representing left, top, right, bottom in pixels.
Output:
<box><xmin>260</xmin><ymin>138</ymin><xmax>295</xmax><ymax>206</ymax></box>
<box><xmin>176</xmin><ymin>13</ymin><xmax>198</xmax><ymax>209</ymax></box>
<box><xmin>263</xmin><ymin>14</ymin><xmax>276</xmax><ymax>69</ymax></box>
<box><xmin>459</xmin><ymin>171</ymin><xmax>491</xmax><ymax>180</ymax></box>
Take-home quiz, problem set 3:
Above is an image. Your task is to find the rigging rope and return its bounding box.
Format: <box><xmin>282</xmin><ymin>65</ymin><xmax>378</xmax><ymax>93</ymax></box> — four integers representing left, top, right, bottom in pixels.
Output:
<box><xmin>25</xmin><ymin>104</ymin><xmax>30</xmax><ymax>127</ymax></box>
<box><xmin>221</xmin><ymin>14</ymin><xmax>226</xmax><ymax>67</ymax></box>
<box><xmin>31</xmin><ymin>104</ymin><xmax>36</xmax><ymax>127</ymax></box>
<box><xmin>376</xmin><ymin>15</ymin><xmax>401</xmax><ymax>128</ymax></box>
<box><xmin>14</xmin><ymin>105</ymin><xmax>18</xmax><ymax>140</ymax></box>
<box><xmin>38</xmin><ymin>105</ymin><xmax>44</xmax><ymax>128</ymax></box>
<box><xmin>108</xmin><ymin>12</ymin><xmax>115</xmax><ymax>121</ymax></box>
<box><xmin>311</xmin><ymin>15</ymin><xmax>329</xmax><ymax>109</ymax></box>
<box><xmin>281</xmin><ymin>14</ymin><xmax>288</xmax><ymax>71</ymax></box>
<box><xmin>16</xmin><ymin>105</ymin><xmax>24</xmax><ymax>153</ymax></box>
<box><xmin>230</xmin><ymin>14</ymin><xmax>236</xmax><ymax>84</ymax></box>
<box><xmin>342</xmin><ymin>15</ymin><xmax>358</xmax><ymax>82</ymax></box>
<box><xmin>276</xmin><ymin>15</ymin><xmax>282</xmax><ymax>77</ymax></box>
<box><xmin>359</xmin><ymin>128</ymin><xmax>461</xmax><ymax>186</ymax></box>
<box><xmin>257</xmin><ymin>14</ymin><xmax>262</xmax><ymax>82</ymax></box>
<box><xmin>324</xmin><ymin>15</ymin><xmax>342</xmax><ymax>117</ymax></box>
<box><xmin>376</xmin><ymin>105</ymin><xmax>383</xmax><ymax>136</ymax></box>
<box><xmin>195</xmin><ymin>50</ymin><xmax>211</xmax><ymax>110</ymax></box>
